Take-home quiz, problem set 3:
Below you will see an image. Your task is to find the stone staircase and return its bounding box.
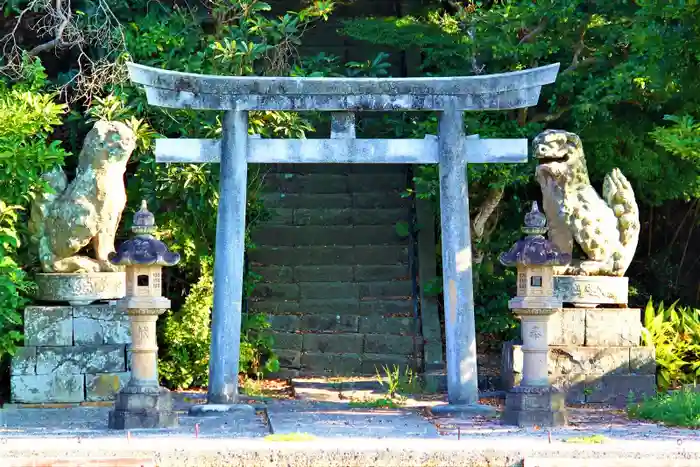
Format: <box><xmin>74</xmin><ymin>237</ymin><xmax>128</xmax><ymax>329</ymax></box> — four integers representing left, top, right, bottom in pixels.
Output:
<box><xmin>248</xmin><ymin>163</ymin><xmax>420</xmax><ymax>378</ymax></box>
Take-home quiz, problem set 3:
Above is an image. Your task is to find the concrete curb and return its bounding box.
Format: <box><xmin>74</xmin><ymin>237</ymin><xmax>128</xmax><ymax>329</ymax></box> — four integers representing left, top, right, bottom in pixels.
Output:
<box><xmin>1</xmin><ymin>437</ymin><xmax>699</xmax><ymax>467</ymax></box>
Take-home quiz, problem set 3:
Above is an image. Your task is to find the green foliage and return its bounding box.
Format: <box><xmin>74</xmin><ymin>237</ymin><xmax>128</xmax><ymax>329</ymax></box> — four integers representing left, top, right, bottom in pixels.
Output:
<box><xmin>69</xmin><ymin>1</ymin><xmax>334</xmax><ymax>389</ymax></box>
<box><xmin>628</xmin><ymin>388</ymin><xmax>700</xmax><ymax>428</ymax></box>
<box><xmin>0</xmin><ymin>58</ymin><xmax>67</xmax><ymax>359</ymax></box>
<box><xmin>159</xmin><ymin>258</ymin><xmax>214</xmax><ymax>389</ymax></box>
<box><xmin>0</xmin><ymin>203</ymin><xmax>31</xmax><ymax>358</ymax></box>
<box><xmin>159</xmin><ymin>258</ymin><xmax>279</xmax><ymax>389</ymax></box>
<box><xmin>240</xmin><ymin>312</ymin><xmax>280</xmax><ymax>377</ymax></box>
<box><xmin>340</xmin><ymin>0</ymin><xmax>700</xmax><ymax>337</ymax></box>
<box><xmin>642</xmin><ymin>299</ymin><xmax>700</xmax><ymax>391</ymax></box>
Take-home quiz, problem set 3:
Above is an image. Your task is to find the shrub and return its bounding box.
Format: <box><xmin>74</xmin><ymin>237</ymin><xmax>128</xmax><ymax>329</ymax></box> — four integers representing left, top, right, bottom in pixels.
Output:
<box><xmin>0</xmin><ymin>58</ymin><xmax>68</xmax><ymax>360</ymax></box>
<box><xmin>159</xmin><ymin>257</ymin><xmax>279</xmax><ymax>389</ymax></box>
<box><xmin>642</xmin><ymin>299</ymin><xmax>700</xmax><ymax>390</ymax></box>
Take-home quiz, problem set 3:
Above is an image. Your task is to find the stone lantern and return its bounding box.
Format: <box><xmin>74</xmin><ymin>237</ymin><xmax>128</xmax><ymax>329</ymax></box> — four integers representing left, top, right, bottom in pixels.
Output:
<box><xmin>107</xmin><ymin>200</ymin><xmax>181</xmax><ymax>429</ymax></box>
<box><xmin>499</xmin><ymin>202</ymin><xmax>571</xmax><ymax>427</ymax></box>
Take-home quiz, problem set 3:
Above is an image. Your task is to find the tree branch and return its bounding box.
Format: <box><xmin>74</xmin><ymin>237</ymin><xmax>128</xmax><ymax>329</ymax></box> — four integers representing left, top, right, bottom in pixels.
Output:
<box><xmin>529</xmin><ymin>106</ymin><xmax>572</xmax><ymax>124</ymax></box>
<box><xmin>519</xmin><ymin>18</ymin><xmax>548</xmax><ymax>45</ymax></box>
<box><xmin>562</xmin><ymin>56</ymin><xmax>597</xmax><ymax>75</ymax></box>
<box><xmin>27</xmin><ymin>0</ymin><xmax>74</xmax><ymax>56</ymax></box>
<box><xmin>472</xmin><ymin>187</ymin><xmax>504</xmax><ymax>240</ymax></box>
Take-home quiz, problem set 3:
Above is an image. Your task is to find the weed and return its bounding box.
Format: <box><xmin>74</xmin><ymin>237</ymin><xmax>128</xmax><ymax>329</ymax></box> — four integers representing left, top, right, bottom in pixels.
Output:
<box><xmin>375</xmin><ymin>365</ymin><xmax>423</xmax><ymax>398</ymax></box>
<box><xmin>628</xmin><ymin>388</ymin><xmax>700</xmax><ymax>428</ymax></box>
<box><xmin>348</xmin><ymin>397</ymin><xmax>403</xmax><ymax>409</ymax></box>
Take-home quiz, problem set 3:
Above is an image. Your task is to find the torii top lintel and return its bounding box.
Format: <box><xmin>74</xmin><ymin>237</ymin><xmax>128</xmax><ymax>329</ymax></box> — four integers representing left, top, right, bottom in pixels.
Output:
<box><xmin>127</xmin><ymin>62</ymin><xmax>560</xmax><ymax>112</ymax></box>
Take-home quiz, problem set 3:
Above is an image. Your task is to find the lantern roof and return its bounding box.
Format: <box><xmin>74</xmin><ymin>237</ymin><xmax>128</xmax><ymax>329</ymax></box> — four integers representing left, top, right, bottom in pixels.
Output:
<box><xmin>109</xmin><ymin>200</ymin><xmax>180</xmax><ymax>267</ymax></box>
<box><xmin>499</xmin><ymin>202</ymin><xmax>571</xmax><ymax>267</ymax></box>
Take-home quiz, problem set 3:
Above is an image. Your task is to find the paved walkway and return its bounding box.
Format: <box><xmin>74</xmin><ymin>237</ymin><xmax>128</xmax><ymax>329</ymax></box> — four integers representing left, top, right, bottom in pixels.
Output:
<box><xmin>1</xmin><ymin>382</ymin><xmax>699</xmax><ymax>466</ymax></box>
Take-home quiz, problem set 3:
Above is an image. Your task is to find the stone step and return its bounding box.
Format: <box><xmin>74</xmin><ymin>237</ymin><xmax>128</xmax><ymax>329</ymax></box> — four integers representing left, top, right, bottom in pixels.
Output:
<box><xmin>250</xmin><ymin>298</ymin><xmax>413</xmax><ymax>318</ymax></box>
<box><xmin>265</xmin><ymin>311</ymin><xmax>416</xmax><ymax>337</ymax></box>
<box><xmin>264</xmin><ymin>208</ymin><xmax>409</xmax><ymax>226</ymax></box>
<box><xmin>251</xmin><ymin>225</ymin><xmax>405</xmax><ymax>247</ymax></box>
<box><xmin>270</xmin><ymin>333</ymin><xmax>417</xmax><ymax>357</ymax></box>
<box><xmin>250</xmin><ymin>281</ymin><xmax>413</xmax><ymax>301</ymax></box>
<box><xmin>262</xmin><ymin>173</ymin><xmax>406</xmax><ymax>194</ymax></box>
<box><xmin>297</xmin><ymin>352</ymin><xmax>417</xmax><ymax>375</ymax></box>
<box><xmin>248</xmin><ymin>245</ymin><xmax>408</xmax><ymax>266</ymax></box>
<box><xmin>260</xmin><ymin>192</ymin><xmax>409</xmax><ymax>209</ymax></box>
<box><xmin>251</xmin><ymin>265</ymin><xmax>410</xmax><ymax>283</ymax></box>
<box><xmin>260</xmin><ymin>163</ymin><xmax>407</xmax><ymax>175</ymax></box>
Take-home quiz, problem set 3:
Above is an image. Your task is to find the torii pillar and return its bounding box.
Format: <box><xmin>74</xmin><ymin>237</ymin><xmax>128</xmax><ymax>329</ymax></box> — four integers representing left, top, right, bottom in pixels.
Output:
<box><xmin>127</xmin><ymin>62</ymin><xmax>560</xmax><ymax>415</ymax></box>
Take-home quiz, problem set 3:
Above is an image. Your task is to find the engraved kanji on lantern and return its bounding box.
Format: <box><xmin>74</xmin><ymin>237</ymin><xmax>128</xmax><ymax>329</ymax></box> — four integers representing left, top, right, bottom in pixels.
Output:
<box><xmin>107</xmin><ymin>200</ymin><xmax>181</xmax><ymax>430</ymax></box>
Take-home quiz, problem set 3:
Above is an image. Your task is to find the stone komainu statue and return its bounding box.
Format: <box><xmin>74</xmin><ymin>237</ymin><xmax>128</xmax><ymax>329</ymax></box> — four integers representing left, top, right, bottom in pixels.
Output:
<box><xmin>29</xmin><ymin>120</ymin><xmax>137</xmax><ymax>273</ymax></box>
<box><xmin>533</xmin><ymin>129</ymin><xmax>640</xmax><ymax>277</ymax></box>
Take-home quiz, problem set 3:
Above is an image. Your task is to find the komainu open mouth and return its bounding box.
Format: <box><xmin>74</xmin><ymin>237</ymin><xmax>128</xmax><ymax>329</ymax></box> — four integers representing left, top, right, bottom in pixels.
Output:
<box><xmin>535</xmin><ymin>153</ymin><xmax>570</xmax><ymax>165</ymax></box>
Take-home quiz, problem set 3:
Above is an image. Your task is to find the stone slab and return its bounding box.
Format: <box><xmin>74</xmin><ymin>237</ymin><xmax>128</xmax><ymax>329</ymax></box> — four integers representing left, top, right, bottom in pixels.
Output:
<box><xmin>10</xmin><ymin>347</ymin><xmax>37</xmax><ymax>376</ymax></box>
<box><xmin>36</xmin><ymin>345</ymin><xmax>126</xmax><ymax>375</ymax></box>
<box><xmin>24</xmin><ymin>306</ymin><xmax>72</xmax><ymax>346</ymax></box>
<box><xmin>554</xmin><ymin>275</ymin><xmax>628</xmax><ymax>306</ymax></box>
<box><xmin>73</xmin><ymin>305</ymin><xmax>131</xmax><ymax>345</ymax></box>
<box><xmin>85</xmin><ymin>372</ymin><xmax>131</xmax><ymax>401</ymax></box>
<box><xmin>11</xmin><ymin>374</ymin><xmax>84</xmax><ymax>403</ymax></box>
<box><xmin>549</xmin><ymin>309</ymin><xmax>585</xmax><ymax>346</ymax></box>
<box><xmin>266</xmin><ymin>400</ymin><xmax>439</xmax><ymax>438</ymax></box>
<box><xmin>585</xmin><ymin>308</ymin><xmax>641</xmax><ymax>347</ymax></box>
<box><xmin>585</xmin><ymin>374</ymin><xmax>657</xmax><ymax>405</ymax></box>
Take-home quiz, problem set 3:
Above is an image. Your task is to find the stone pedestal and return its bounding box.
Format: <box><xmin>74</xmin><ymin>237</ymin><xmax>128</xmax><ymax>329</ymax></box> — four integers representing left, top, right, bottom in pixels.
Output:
<box><xmin>502</xmin><ymin>385</ymin><xmax>566</xmax><ymax>427</ymax></box>
<box><xmin>554</xmin><ymin>275</ymin><xmax>628</xmax><ymax>308</ymax></box>
<box><xmin>108</xmin><ymin>307</ymin><xmax>177</xmax><ymax>429</ymax></box>
<box><xmin>502</xmin><ymin>308</ymin><xmax>566</xmax><ymax>427</ymax></box>
<box><xmin>109</xmin><ymin>386</ymin><xmax>177</xmax><ymax>429</ymax></box>
<box><xmin>11</xmin><ymin>303</ymin><xmax>130</xmax><ymax>403</ymax></box>
<box><xmin>502</xmin><ymin>306</ymin><xmax>657</xmax><ymax>406</ymax></box>
<box><xmin>34</xmin><ymin>272</ymin><xmax>126</xmax><ymax>306</ymax></box>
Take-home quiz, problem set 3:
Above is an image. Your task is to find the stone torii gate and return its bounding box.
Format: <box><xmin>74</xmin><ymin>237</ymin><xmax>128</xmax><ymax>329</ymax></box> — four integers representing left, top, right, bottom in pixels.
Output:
<box><xmin>127</xmin><ymin>62</ymin><xmax>559</xmax><ymax>414</ymax></box>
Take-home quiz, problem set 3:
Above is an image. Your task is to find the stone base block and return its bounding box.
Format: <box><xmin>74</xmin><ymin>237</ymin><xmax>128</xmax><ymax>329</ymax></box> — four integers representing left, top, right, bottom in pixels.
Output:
<box><xmin>108</xmin><ymin>409</ymin><xmax>178</xmax><ymax>430</ymax></box>
<box><xmin>502</xmin><ymin>342</ymin><xmax>656</xmax><ymax>406</ymax></box>
<box><xmin>502</xmin><ymin>386</ymin><xmax>567</xmax><ymax>427</ymax></box>
<box><xmin>109</xmin><ymin>387</ymin><xmax>178</xmax><ymax>429</ymax></box>
<box><xmin>502</xmin><ymin>408</ymin><xmax>567</xmax><ymax>427</ymax></box>
<box><xmin>11</xmin><ymin>374</ymin><xmax>84</xmax><ymax>403</ymax></box>
<box><xmin>86</xmin><ymin>372</ymin><xmax>131</xmax><ymax>401</ymax></box>
<box><xmin>549</xmin><ymin>307</ymin><xmax>641</xmax><ymax>347</ymax></box>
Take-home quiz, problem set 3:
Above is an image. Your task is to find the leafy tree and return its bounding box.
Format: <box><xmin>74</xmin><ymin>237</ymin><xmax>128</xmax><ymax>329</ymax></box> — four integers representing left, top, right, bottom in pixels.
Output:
<box><xmin>340</xmin><ymin>0</ymin><xmax>700</xmax><ymax>339</ymax></box>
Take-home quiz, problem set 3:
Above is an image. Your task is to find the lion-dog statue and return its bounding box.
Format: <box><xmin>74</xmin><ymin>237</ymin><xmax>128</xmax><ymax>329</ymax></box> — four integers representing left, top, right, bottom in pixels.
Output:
<box><xmin>29</xmin><ymin>120</ymin><xmax>137</xmax><ymax>273</ymax></box>
<box><xmin>533</xmin><ymin>129</ymin><xmax>640</xmax><ymax>277</ymax></box>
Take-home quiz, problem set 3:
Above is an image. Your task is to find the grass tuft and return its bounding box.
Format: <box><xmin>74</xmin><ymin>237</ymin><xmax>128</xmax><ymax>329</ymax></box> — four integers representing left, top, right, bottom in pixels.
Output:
<box><xmin>627</xmin><ymin>389</ymin><xmax>700</xmax><ymax>428</ymax></box>
<box><xmin>348</xmin><ymin>397</ymin><xmax>402</xmax><ymax>409</ymax></box>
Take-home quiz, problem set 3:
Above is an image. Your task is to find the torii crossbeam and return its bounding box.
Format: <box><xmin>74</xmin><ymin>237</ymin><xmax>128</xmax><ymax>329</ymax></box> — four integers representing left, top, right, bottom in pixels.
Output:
<box><xmin>128</xmin><ymin>62</ymin><xmax>560</xmax><ymax>414</ymax></box>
